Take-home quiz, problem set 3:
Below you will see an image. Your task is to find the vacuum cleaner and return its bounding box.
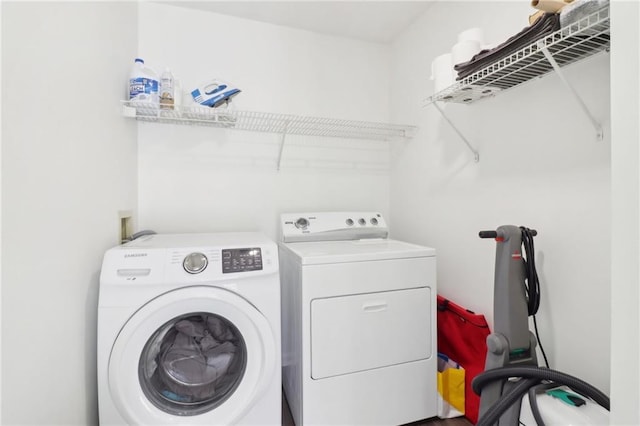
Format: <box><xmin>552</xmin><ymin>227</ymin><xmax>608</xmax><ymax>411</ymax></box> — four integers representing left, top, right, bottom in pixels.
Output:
<box><xmin>474</xmin><ymin>225</ymin><xmax>609</xmax><ymax>426</ymax></box>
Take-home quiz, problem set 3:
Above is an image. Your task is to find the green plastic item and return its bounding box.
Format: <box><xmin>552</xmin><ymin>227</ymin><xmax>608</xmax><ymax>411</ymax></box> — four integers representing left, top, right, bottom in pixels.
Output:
<box><xmin>547</xmin><ymin>388</ymin><xmax>586</xmax><ymax>407</ymax></box>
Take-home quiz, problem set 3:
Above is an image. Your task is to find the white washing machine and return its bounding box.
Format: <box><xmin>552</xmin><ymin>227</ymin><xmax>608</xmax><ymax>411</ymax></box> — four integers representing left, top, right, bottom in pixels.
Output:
<box><xmin>279</xmin><ymin>212</ymin><xmax>438</xmax><ymax>426</ymax></box>
<box><xmin>98</xmin><ymin>232</ymin><xmax>281</xmax><ymax>425</ymax></box>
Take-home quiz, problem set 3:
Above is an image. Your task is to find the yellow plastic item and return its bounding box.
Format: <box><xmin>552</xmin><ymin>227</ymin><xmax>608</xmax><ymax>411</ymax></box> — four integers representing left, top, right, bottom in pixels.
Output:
<box><xmin>437</xmin><ymin>356</ymin><xmax>465</xmax><ymax>418</ymax></box>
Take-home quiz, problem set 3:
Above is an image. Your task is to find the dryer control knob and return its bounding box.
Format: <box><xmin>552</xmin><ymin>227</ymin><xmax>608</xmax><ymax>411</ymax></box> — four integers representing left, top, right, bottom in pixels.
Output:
<box><xmin>183</xmin><ymin>252</ymin><xmax>208</xmax><ymax>274</ymax></box>
<box><xmin>295</xmin><ymin>217</ymin><xmax>309</xmax><ymax>230</ymax></box>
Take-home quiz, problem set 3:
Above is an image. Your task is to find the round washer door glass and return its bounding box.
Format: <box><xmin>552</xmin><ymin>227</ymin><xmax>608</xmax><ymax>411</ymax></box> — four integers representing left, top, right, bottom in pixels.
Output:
<box><xmin>108</xmin><ymin>286</ymin><xmax>277</xmax><ymax>425</ymax></box>
<box><xmin>139</xmin><ymin>312</ymin><xmax>247</xmax><ymax>416</ymax></box>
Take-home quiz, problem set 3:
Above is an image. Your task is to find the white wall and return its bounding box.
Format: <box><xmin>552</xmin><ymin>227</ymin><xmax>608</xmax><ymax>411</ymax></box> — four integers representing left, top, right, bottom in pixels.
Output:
<box><xmin>1</xmin><ymin>2</ymin><xmax>633</xmax><ymax>425</ymax></box>
<box><xmin>136</xmin><ymin>3</ymin><xmax>393</xmax><ymax>239</ymax></box>
<box><xmin>0</xmin><ymin>3</ymin><xmax>3</xmax><ymax>420</ymax></box>
<box><xmin>1</xmin><ymin>2</ymin><xmax>138</xmax><ymax>424</ymax></box>
<box><xmin>610</xmin><ymin>1</ymin><xmax>640</xmax><ymax>423</ymax></box>
<box><xmin>390</xmin><ymin>1</ymin><xmax>611</xmax><ymax>395</ymax></box>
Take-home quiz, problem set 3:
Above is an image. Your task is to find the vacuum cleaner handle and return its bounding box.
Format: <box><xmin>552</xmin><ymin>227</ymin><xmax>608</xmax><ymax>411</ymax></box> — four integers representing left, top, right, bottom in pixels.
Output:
<box><xmin>478</xmin><ymin>229</ymin><xmax>537</xmax><ymax>239</ymax></box>
<box><xmin>479</xmin><ymin>230</ymin><xmax>498</xmax><ymax>239</ymax></box>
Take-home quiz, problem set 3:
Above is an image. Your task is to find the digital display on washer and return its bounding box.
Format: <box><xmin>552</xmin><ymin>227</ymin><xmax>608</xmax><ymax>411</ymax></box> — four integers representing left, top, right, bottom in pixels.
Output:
<box><xmin>222</xmin><ymin>248</ymin><xmax>263</xmax><ymax>273</ymax></box>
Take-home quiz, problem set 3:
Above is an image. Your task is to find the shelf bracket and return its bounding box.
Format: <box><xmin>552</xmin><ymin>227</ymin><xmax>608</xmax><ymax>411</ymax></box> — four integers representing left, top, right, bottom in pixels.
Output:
<box><xmin>541</xmin><ymin>46</ymin><xmax>604</xmax><ymax>141</ymax></box>
<box><xmin>432</xmin><ymin>102</ymin><xmax>480</xmax><ymax>162</ymax></box>
<box><xmin>276</xmin><ymin>121</ymin><xmax>290</xmax><ymax>171</ymax></box>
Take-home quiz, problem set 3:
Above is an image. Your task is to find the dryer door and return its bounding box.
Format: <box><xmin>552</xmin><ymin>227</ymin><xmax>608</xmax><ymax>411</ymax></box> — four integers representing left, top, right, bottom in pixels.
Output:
<box><xmin>108</xmin><ymin>286</ymin><xmax>276</xmax><ymax>425</ymax></box>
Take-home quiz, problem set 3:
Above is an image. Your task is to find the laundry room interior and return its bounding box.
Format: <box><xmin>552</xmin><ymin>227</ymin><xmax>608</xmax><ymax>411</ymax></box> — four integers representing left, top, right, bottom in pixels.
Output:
<box><xmin>1</xmin><ymin>0</ymin><xmax>638</xmax><ymax>425</ymax></box>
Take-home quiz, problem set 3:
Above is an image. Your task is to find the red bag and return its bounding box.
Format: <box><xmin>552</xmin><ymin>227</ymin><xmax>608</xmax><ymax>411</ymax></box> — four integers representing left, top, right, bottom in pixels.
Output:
<box><xmin>437</xmin><ymin>295</ymin><xmax>491</xmax><ymax>424</ymax></box>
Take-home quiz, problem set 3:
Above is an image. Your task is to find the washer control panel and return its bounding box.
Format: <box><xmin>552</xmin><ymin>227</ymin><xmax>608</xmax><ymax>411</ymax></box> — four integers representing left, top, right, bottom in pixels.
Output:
<box><xmin>222</xmin><ymin>247</ymin><xmax>263</xmax><ymax>273</ymax></box>
<box><xmin>104</xmin><ymin>233</ymin><xmax>278</xmax><ymax>286</ymax></box>
<box><xmin>281</xmin><ymin>212</ymin><xmax>388</xmax><ymax>243</ymax></box>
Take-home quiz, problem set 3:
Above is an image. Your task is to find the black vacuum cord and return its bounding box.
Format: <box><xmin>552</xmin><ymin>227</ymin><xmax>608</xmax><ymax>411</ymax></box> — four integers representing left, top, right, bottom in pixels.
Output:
<box><xmin>520</xmin><ymin>226</ymin><xmax>549</xmax><ymax>368</ymax></box>
<box><xmin>520</xmin><ymin>226</ymin><xmax>540</xmax><ymax>316</ymax></box>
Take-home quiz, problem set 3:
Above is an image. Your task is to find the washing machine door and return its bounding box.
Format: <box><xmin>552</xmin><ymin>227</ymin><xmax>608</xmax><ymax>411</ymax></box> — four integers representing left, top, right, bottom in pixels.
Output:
<box><xmin>108</xmin><ymin>286</ymin><xmax>276</xmax><ymax>425</ymax></box>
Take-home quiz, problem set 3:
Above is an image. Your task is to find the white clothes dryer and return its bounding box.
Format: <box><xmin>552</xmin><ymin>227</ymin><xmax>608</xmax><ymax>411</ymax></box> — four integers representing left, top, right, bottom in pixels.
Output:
<box><xmin>98</xmin><ymin>232</ymin><xmax>281</xmax><ymax>425</ymax></box>
<box><xmin>279</xmin><ymin>212</ymin><xmax>438</xmax><ymax>426</ymax></box>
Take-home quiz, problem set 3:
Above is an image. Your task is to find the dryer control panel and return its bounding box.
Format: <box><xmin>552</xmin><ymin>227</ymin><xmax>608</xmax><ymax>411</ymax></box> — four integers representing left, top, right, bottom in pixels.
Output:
<box><xmin>281</xmin><ymin>212</ymin><xmax>388</xmax><ymax>243</ymax></box>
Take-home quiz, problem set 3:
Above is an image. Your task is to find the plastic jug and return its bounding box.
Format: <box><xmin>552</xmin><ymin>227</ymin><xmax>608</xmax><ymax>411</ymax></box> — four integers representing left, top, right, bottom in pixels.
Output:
<box><xmin>128</xmin><ymin>58</ymin><xmax>159</xmax><ymax>104</ymax></box>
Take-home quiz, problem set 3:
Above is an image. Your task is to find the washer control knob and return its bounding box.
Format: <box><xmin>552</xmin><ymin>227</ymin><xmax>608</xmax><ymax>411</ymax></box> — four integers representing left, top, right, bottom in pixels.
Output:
<box><xmin>295</xmin><ymin>217</ymin><xmax>309</xmax><ymax>230</ymax></box>
<box><xmin>358</xmin><ymin>218</ymin><xmax>366</xmax><ymax>226</ymax></box>
<box><xmin>183</xmin><ymin>252</ymin><xmax>208</xmax><ymax>274</ymax></box>
<box><xmin>346</xmin><ymin>218</ymin><xmax>354</xmax><ymax>226</ymax></box>
<box><xmin>370</xmin><ymin>217</ymin><xmax>379</xmax><ymax>225</ymax></box>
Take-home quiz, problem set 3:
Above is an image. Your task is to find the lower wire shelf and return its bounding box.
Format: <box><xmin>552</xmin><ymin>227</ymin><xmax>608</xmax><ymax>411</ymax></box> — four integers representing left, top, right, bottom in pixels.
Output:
<box><xmin>122</xmin><ymin>101</ymin><xmax>416</xmax><ymax>141</ymax></box>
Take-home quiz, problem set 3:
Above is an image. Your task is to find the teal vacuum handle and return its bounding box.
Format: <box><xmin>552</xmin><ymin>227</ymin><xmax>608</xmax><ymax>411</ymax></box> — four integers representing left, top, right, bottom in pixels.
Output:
<box><xmin>547</xmin><ymin>389</ymin><xmax>586</xmax><ymax>407</ymax></box>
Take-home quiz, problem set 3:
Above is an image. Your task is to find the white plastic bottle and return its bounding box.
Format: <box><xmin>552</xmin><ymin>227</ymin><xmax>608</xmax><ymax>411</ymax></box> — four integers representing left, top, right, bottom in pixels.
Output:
<box><xmin>174</xmin><ymin>79</ymin><xmax>183</xmax><ymax>115</ymax></box>
<box><xmin>128</xmin><ymin>58</ymin><xmax>159</xmax><ymax>104</ymax></box>
<box><xmin>159</xmin><ymin>68</ymin><xmax>174</xmax><ymax>110</ymax></box>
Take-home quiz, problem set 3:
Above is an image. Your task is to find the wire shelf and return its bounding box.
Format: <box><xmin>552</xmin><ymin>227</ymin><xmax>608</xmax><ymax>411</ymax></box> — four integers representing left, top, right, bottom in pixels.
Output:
<box><xmin>427</xmin><ymin>4</ymin><xmax>610</xmax><ymax>105</ymax></box>
<box><xmin>122</xmin><ymin>101</ymin><xmax>416</xmax><ymax>141</ymax></box>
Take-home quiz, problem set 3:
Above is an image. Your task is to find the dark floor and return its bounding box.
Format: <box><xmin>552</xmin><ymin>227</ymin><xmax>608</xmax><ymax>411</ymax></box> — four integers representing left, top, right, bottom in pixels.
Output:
<box><xmin>282</xmin><ymin>390</ymin><xmax>473</xmax><ymax>426</ymax></box>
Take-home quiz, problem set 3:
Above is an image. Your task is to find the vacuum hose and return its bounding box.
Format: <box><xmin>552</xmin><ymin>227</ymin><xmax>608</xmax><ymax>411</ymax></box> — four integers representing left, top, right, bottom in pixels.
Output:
<box><xmin>528</xmin><ymin>383</ymin><xmax>558</xmax><ymax>426</ymax></box>
<box><xmin>472</xmin><ymin>365</ymin><xmax>610</xmax><ymax>426</ymax></box>
<box><xmin>478</xmin><ymin>378</ymin><xmax>540</xmax><ymax>426</ymax></box>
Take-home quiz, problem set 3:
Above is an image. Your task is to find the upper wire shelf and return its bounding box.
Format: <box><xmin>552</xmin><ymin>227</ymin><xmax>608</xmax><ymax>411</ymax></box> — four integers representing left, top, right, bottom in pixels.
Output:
<box><xmin>122</xmin><ymin>101</ymin><xmax>416</xmax><ymax>141</ymax></box>
<box><xmin>426</xmin><ymin>4</ymin><xmax>610</xmax><ymax>105</ymax></box>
